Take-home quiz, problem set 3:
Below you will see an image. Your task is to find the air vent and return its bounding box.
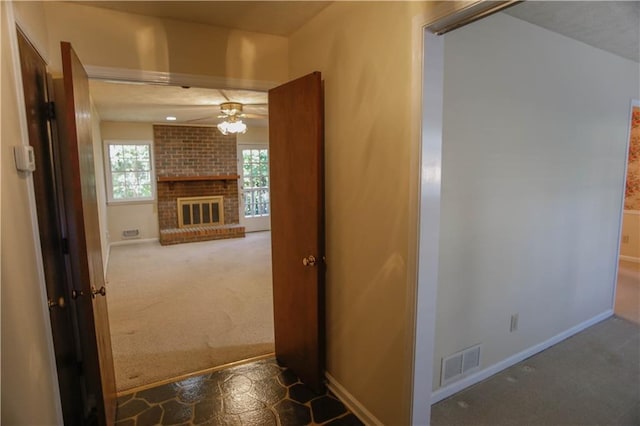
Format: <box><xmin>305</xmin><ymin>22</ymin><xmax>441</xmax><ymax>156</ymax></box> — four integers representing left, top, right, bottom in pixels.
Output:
<box><xmin>122</xmin><ymin>229</ymin><xmax>140</xmax><ymax>239</ymax></box>
<box><xmin>441</xmin><ymin>344</ymin><xmax>481</xmax><ymax>386</ymax></box>
<box><xmin>442</xmin><ymin>353</ymin><xmax>463</xmax><ymax>383</ymax></box>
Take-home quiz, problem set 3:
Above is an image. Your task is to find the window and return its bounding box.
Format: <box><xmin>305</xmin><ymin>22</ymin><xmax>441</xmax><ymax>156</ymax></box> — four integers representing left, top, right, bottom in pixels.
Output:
<box><xmin>104</xmin><ymin>141</ymin><xmax>154</xmax><ymax>203</ymax></box>
<box><xmin>241</xmin><ymin>148</ymin><xmax>269</xmax><ymax>217</ymax></box>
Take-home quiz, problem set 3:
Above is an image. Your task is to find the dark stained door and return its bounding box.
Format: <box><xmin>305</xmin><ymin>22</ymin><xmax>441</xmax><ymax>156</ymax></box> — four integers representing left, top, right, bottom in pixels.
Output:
<box><xmin>54</xmin><ymin>41</ymin><xmax>117</xmax><ymax>425</ymax></box>
<box><xmin>17</xmin><ymin>29</ymin><xmax>85</xmax><ymax>426</ymax></box>
<box><xmin>268</xmin><ymin>72</ymin><xmax>325</xmax><ymax>392</ymax></box>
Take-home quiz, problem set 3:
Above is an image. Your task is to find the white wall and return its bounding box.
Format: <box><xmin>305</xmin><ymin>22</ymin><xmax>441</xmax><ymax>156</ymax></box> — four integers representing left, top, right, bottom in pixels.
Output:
<box><xmin>237</xmin><ymin>125</ymin><xmax>268</xmax><ymax>145</ymax></box>
<box><xmin>100</xmin><ymin>121</ymin><xmax>159</xmax><ymax>243</ymax></box>
<box><xmin>434</xmin><ymin>12</ymin><xmax>639</xmax><ymax>391</ymax></box>
<box><xmin>1</xmin><ymin>1</ymin><xmax>62</xmax><ymax>424</ymax></box>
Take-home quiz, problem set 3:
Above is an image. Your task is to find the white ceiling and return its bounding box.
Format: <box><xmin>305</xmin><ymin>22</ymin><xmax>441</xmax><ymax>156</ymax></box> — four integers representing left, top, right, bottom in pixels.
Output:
<box><xmin>504</xmin><ymin>1</ymin><xmax>639</xmax><ymax>63</ymax></box>
<box><xmin>90</xmin><ymin>80</ymin><xmax>269</xmax><ymax>126</ymax></box>
<box><xmin>87</xmin><ymin>1</ymin><xmax>639</xmax><ymax>126</ymax></box>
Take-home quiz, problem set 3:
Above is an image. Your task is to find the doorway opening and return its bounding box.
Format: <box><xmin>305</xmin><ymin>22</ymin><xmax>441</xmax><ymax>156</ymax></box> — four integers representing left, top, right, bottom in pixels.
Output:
<box><xmin>615</xmin><ymin>100</ymin><xmax>640</xmax><ymax>324</ymax></box>
<box><xmin>90</xmin><ymin>78</ymin><xmax>276</xmax><ymax>393</ymax></box>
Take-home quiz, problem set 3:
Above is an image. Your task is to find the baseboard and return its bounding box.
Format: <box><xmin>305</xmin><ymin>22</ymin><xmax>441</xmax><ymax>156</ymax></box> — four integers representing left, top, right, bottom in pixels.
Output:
<box><xmin>619</xmin><ymin>255</ymin><xmax>640</xmax><ymax>264</ymax></box>
<box><xmin>325</xmin><ymin>372</ymin><xmax>383</xmax><ymax>426</ymax></box>
<box><xmin>106</xmin><ymin>239</ymin><xmax>158</xmax><ymax>280</ymax></box>
<box><xmin>110</xmin><ymin>237</ymin><xmax>159</xmax><ymax>247</ymax></box>
<box><xmin>431</xmin><ymin>309</ymin><xmax>614</xmax><ymax>404</ymax></box>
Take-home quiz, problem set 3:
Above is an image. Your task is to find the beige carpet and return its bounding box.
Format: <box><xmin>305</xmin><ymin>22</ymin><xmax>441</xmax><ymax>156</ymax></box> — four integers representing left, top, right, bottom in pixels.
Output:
<box><xmin>105</xmin><ymin>232</ymin><xmax>274</xmax><ymax>392</ymax></box>
<box><xmin>432</xmin><ymin>316</ymin><xmax>640</xmax><ymax>425</ymax></box>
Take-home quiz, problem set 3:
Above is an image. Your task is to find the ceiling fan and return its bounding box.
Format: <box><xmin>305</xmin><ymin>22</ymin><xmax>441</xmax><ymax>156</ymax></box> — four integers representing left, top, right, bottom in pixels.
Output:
<box><xmin>186</xmin><ymin>102</ymin><xmax>268</xmax><ymax>122</ymax></box>
<box><xmin>87</xmin><ymin>80</ymin><xmax>269</xmax><ymax>125</ymax></box>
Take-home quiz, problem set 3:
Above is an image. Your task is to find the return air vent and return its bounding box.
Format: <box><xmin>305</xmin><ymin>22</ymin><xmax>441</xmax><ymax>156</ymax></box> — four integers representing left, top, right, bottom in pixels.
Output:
<box><xmin>122</xmin><ymin>229</ymin><xmax>140</xmax><ymax>239</ymax></box>
<box><xmin>441</xmin><ymin>344</ymin><xmax>481</xmax><ymax>386</ymax></box>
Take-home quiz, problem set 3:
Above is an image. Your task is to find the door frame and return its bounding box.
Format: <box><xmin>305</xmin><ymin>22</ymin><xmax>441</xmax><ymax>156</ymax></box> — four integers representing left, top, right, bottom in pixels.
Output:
<box><xmin>5</xmin><ymin>4</ymin><xmax>64</xmax><ymax>423</ymax></box>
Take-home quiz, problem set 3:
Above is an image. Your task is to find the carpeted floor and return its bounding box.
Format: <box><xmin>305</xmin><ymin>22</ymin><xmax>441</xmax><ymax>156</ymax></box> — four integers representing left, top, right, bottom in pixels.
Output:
<box><xmin>106</xmin><ymin>232</ymin><xmax>274</xmax><ymax>392</ymax></box>
<box><xmin>431</xmin><ymin>316</ymin><xmax>640</xmax><ymax>425</ymax></box>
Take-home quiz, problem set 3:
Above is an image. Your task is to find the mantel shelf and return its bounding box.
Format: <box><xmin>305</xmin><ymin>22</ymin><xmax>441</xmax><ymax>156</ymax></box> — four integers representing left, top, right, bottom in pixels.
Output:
<box><xmin>157</xmin><ymin>175</ymin><xmax>240</xmax><ymax>183</ymax></box>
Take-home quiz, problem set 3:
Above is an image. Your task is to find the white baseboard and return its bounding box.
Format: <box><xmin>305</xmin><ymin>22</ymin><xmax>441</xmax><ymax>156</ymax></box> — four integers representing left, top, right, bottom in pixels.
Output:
<box><xmin>325</xmin><ymin>372</ymin><xmax>383</xmax><ymax>426</ymax></box>
<box><xmin>109</xmin><ymin>237</ymin><xmax>159</xmax><ymax>247</ymax></box>
<box><xmin>619</xmin><ymin>255</ymin><xmax>640</xmax><ymax>264</ymax></box>
<box><xmin>431</xmin><ymin>309</ymin><xmax>614</xmax><ymax>404</ymax></box>
<box><xmin>105</xmin><ymin>238</ymin><xmax>159</xmax><ymax>281</ymax></box>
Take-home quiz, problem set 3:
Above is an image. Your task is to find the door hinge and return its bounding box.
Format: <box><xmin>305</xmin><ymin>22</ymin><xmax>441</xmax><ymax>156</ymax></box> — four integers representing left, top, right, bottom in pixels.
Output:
<box><xmin>61</xmin><ymin>237</ymin><xmax>69</xmax><ymax>254</ymax></box>
<box><xmin>45</xmin><ymin>101</ymin><xmax>56</xmax><ymax>120</ymax></box>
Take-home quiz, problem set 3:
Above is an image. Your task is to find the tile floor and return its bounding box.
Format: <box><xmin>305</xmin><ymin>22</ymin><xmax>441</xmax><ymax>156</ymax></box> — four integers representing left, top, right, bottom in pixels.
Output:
<box><xmin>115</xmin><ymin>358</ymin><xmax>363</xmax><ymax>425</ymax></box>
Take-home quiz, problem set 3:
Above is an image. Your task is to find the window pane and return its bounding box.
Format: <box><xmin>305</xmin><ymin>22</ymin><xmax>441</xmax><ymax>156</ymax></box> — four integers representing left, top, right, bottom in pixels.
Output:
<box><xmin>241</xmin><ymin>148</ymin><xmax>270</xmax><ymax>217</ymax></box>
<box><xmin>108</xmin><ymin>143</ymin><xmax>153</xmax><ymax>201</ymax></box>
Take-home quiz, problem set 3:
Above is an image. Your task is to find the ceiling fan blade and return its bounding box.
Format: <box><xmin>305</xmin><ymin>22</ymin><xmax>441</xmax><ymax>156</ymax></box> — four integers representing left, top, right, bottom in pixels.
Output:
<box><xmin>185</xmin><ymin>116</ymin><xmax>216</xmax><ymax>123</ymax></box>
<box><xmin>243</xmin><ymin>113</ymin><xmax>268</xmax><ymax>119</ymax></box>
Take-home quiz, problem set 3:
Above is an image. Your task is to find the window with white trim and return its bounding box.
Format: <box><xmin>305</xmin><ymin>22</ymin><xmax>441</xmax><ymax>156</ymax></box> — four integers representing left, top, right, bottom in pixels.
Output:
<box><xmin>104</xmin><ymin>140</ymin><xmax>154</xmax><ymax>203</ymax></box>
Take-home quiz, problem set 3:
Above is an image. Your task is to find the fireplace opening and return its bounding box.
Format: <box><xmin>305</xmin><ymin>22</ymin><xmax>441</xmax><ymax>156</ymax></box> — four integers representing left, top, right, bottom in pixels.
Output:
<box><xmin>177</xmin><ymin>195</ymin><xmax>224</xmax><ymax>228</ymax></box>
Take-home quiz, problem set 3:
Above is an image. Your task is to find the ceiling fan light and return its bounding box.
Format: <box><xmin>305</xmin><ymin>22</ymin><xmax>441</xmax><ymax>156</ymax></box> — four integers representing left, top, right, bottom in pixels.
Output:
<box><xmin>217</xmin><ymin>119</ymin><xmax>247</xmax><ymax>135</ymax></box>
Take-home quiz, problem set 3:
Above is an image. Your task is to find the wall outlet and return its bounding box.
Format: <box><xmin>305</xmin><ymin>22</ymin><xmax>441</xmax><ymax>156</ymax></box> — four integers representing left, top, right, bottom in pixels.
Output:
<box><xmin>622</xmin><ymin>235</ymin><xmax>630</xmax><ymax>244</ymax></box>
<box><xmin>510</xmin><ymin>314</ymin><xmax>519</xmax><ymax>332</ymax></box>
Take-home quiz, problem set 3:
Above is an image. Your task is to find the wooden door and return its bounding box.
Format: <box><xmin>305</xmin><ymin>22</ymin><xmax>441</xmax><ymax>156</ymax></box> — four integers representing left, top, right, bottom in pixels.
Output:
<box><xmin>17</xmin><ymin>29</ymin><xmax>85</xmax><ymax>426</ymax></box>
<box><xmin>54</xmin><ymin>41</ymin><xmax>117</xmax><ymax>425</ymax></box>
<box><xmin>268</xmin><ymin>72</ymin><xmax>325</xmax><ymax>392</ymax></box>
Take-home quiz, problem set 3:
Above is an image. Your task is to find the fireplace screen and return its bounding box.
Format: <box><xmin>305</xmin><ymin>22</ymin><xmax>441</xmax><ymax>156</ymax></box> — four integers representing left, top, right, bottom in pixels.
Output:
<box><xmin>177</xmin><ymin>196</ymin><xmax>224</xmax><ymax>228</ymax></box>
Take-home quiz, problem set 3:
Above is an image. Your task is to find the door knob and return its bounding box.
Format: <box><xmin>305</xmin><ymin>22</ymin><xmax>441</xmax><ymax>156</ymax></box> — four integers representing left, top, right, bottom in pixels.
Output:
<box><xmin>47</xmin><ymin>296</ymin><xmax>66</xmax><ymax>309</ymax></box>
<box><xmin>302</xmin><ymin>255</ymin><xmax>317</xmax><ymax>267</ymax></box>
<box><xmin>91</xmin><ymin>286</ymin><xmax>106</xmax><ymax>298</ymax></box>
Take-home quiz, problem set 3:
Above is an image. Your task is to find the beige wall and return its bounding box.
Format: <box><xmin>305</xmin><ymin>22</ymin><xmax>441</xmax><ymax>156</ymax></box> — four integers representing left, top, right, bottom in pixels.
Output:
<box><xmin>435</xmin><ymin>11</ymin><xmax>638</xmax><ymax>391</ymax></box>
<box><xmin>621</xmin><ymin>211</ymin><xmax>640</xmax><ymax>259</ymax></box>
<box><xmin>42</xmin><ymin>1</ymin><xmax>288</xmax><ymax>84</ymax></box>
<box><xmin>289</xmin><ymin>2</ymin><xmax>468</xmax><ymax>424</ymax></box>
<box><xmin>1</xmin><ymin>1</ymin><xmax>62</xmax><ymax>424</ymax></box>
<box><xmin>100</xmin><ymin>122</ymin><xmax>159</xmax><ymax>243</ymax></box>
<box><xmin>237</xmin><ymin>125</ymin><xmax>269</xmax><ymax>145</ymax></box>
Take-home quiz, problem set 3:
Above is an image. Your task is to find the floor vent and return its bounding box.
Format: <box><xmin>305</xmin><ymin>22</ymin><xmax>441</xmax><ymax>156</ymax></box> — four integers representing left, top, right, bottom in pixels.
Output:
<box><xmin>441</xmin><ymin>344</ymin><xmax>481</xmax><ymax>386</ymax></box>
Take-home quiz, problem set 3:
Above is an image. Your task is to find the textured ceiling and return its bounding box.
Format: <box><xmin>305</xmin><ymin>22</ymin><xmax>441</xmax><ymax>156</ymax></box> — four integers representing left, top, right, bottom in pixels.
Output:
<box><xmin>75</xmin><ymin>1</ymin><xmax>331</xmax><ymax>36</ymax></box>
<box><xmin>90</xmin><ymin>80</ymin><xmax>268</xmax><ymax>126</ymax></box>
<box><xmin>504</xmin><ymin>1</ymin><xmax>639</xmax><ymax>63</ymax></box>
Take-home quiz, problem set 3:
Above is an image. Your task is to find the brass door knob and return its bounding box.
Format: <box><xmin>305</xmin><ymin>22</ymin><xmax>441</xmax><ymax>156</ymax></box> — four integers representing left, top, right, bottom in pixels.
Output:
<box><xmin>91</xmin><ymin>286</ymin><xmax>107</xmax><ymax>298</ymax></box>
<box><xmin>47</xmin><ymin>296</ymin><xmax>66</xmax><ymax>309</ymax></box>
<box><xmin>302</xmin><ymin>255</ymin><xmax>317</xmax><ymax>267</ymax></box>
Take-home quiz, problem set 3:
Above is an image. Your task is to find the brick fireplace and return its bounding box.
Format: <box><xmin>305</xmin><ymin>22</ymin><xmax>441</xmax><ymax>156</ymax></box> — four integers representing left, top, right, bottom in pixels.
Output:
<box><xmin>154</xmin><ymin>125</ymin><xmax>245</xmax><ymax>245</ymax></box>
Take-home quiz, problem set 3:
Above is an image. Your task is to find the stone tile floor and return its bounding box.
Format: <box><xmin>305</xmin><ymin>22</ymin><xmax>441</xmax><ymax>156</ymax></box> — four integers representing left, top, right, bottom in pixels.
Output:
<box><xmin>115</xmin><ymin>358</ymin><xmax>364</xmax><ymax>425</ymax></box>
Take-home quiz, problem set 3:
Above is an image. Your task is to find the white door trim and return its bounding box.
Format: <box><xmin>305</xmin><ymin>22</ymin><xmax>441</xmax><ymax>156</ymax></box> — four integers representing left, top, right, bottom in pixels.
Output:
<box><xmin>411</xmin><ymin>30</ymin><xmax>445</xmax><ymax>426</ymax></box>
<box><xmin>238</xmin><ymin>143</ymin><xmax>271</xmax><ymax>232</ymax></box>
